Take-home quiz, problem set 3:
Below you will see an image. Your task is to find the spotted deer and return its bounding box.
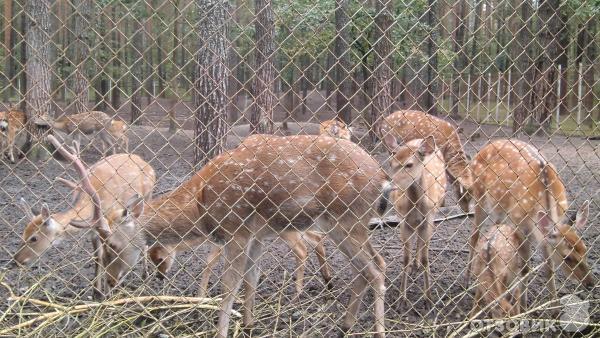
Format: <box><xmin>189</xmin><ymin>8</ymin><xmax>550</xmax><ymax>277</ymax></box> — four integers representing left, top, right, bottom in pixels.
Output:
<box><xmin>319</xmin><ymin>119</ymin><xmax>352</xmax><ymax>140</ymax></box>
<box><xmin>469</xmin><ymin>139</ymin><xmax>596</xmax><ymax>306</ymax></box>
<box><xmin>380</xmin><ymin>110</ymin><xmax>472</xmax><ymax>211</ymax></box>
<box><xmin>53</xmin><ymin>111</ymin><xmax>127</xmax><ymax>155</ymax></box>
<box><xmin>0</xmin><ymin>109</ymin><xmax>27</xmax><ymax>163</ymax></box>
<box><xmin>382</xmin><ymin>134</ymin><xmax>447</xmax><ymax>308</ymax></box>
<box><xmin>470</xmin><ymin>223</ymin><xmax>525</xmax><ymax>319</ymax></box>
<box><xmin>106</xmin><ymin>119</ymin><xmax>129</xmax><ymax>153</ymax></box>
<box><xmin>14</xmin><ymin>139</ymin><xmax>156</xmax><ymax>297</ymax></box>
<box><xmin>71</xmin><ymin>134</ymin><xmax>391</xmax><ymax>338</ymax></box>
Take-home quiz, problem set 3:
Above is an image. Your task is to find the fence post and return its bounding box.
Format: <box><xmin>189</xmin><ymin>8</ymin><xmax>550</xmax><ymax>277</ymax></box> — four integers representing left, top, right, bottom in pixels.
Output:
<box><xmin>506</xmin><ymin>68</ymin><xmax>512</xmax><ymax>126</ymax></box>
<box><xmin>556</xmin><ymin>64</ymin><xmax>561</xmax><ymax>130</ymax></box>
<box><xmin>108</xmin><ymin>79</ymin><xmax>113</xmax><ymax>106</ymax></box>
<box><xmin>486</xmin><ymin>72</ymin><xmax>492</xmax><ymax>122</ymax></box>
<box><xmin>466</xmin><ymin>73</ymin><xmax>471</xmax><ymax>121</ymax></box>
<box><xmin>153</xmin><ymin>80</ymin><xmax>157</xmax><ymax>99</ymax></box>
<box><xmin>477</xmin><ymin>74</ymin><xmax>482</xmax><ymax>122</ymax></box>
<box><xmin>577</xmin><ymin>62</ymin><xmax>583</xmax><ymax>126</ymax></box>
<box><xmin>495</xmin><ymin>72</ymin><xmax>501</xmax><ymax>123</ymax></box>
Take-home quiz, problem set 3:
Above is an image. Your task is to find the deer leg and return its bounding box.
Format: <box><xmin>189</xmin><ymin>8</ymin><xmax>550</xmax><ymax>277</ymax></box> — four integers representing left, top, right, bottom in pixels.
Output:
<box><xmin>541</xmin><ymin>243</ymin><xmax>558</xmax><ymax>317</ymax></box>
<box><xmin>198</xmin><ymin>243</ymin><xmax>222</xmax><ymax>298</ymax></box>
<box><xmin>516</xmin><ymin>225</ymin><xmax>533</xmax><ymax>312</ymax></box>
<box><xmin>91</xmin><ymin>235</ymin><xmax>105</xmax><ymax>300</ymax></box>
<box><xmin>281</xmin><ymin>231</ymin><xmax>307</xmax><ymax>299</ymax></box>
<box><xmin>326</xmin><ymin>220</ymin><xmax>386</xmax><ymax>338</ymax></box>
<box><xmin>469</xmin><ymin>287</ymin><xmax>483</xmax><ymax>319</ymax></box>
<box><xmin>399</xmin><ymin>222</ymin><xmax>412</xmax><ymax>309</ymax></box>
<box><xmin>467</xmin><ymin>203</ymin><xmax>486</xmax><ymax>287</ymax></box>
<box><xmin>216</xmin><ymin>235</ymin><xmax>251</xmax><ymax>338</ymax></box>
<box><xmin>305</xmin><ymin>231</ymin><xmax>333</xmax><ymax>290</ymax></box>
<box><xmin>417</xmin><ymin>220</ymin><xmax>434</xmax><ymax>309</ymax></box>
<box><xmin>242</xmin><ymin>238</ymin><xmax>263</xmax><ymax>331</ymax></box>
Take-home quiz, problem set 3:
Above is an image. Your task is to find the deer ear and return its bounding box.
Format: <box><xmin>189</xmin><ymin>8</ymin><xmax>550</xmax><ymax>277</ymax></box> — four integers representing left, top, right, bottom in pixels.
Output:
<box><xmin>382</xmin><ymin>134</ymin><xmax>399</xmax><ymax>153</ymax></box>
<box><xmin>575</xmin><ymin>200</ymin><xmax>590</xmax><ymax>230</ymax></box>
<box><xmin>126</xmin><ymin>195</ymin><xmax>145</xmax><ymax>218</ymax></box>
<box><xmin>41</xmin><ymin>203</ymin><xmax>51</xmax><ymax>219</ymax></box>
<box><xmin>537</xmin><ymin>211</ymin><xmax>553</xmax><ymax>234</ymax></box>
<box><xmin>418</xmin><ymin>136</ymin><xmax>436</xmax><ymax>156</ymax></box>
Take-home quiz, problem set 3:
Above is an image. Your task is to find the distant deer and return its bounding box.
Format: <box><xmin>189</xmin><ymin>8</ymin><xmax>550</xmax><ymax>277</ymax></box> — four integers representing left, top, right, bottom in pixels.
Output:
<box><xmin>0</xmin><ymin>109</ymin><xmax>27</xmax><ymax>163</ymax></box>
<box><xmin>468</xmin><ymin>139</ymin><xmax>596</xmax><ymax>307</ymax></box>
<box><xmin>470</xmin><ymin>223</ymin><xmax>525</xmax><ymax>319</ymax></box>
<box><xmin>380</xmin><ymin>110</ymin><xmax>472</xmax><ymax>211</ymax></box>
<box><xmin>70</xmin><ymin>134</ymin><xmax>391</xmax><ymax>338</ymax></box>
<box><xmin>382</xmin><ymin>134</ymin><xmax>447</xmax><ymax>308</ymax></box>
<box><xmin>15</xmin><ymin>139</ymin><xmax>156</xmax><ymax>297</ymax></box>
<box><xmin>53</xmin><ymin>111</ymin><xmax>129</xmax><ymax>155</ymax></box>
<box><xmin>319</xmin><ymin>119</ymin><xmax>352</xmax><ymax>140</ymax></box>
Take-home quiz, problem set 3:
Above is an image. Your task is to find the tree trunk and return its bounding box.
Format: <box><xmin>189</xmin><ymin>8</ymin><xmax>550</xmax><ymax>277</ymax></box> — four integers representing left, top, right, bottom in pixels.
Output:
<box><xmin>194</xmin><ymin>0</ymin><xmax>230</xmax><ymax>166</ymax></box>
<box><xmin>130</xmin><ymin>17</ymin><xmax>144</xmax><ymax>125</ymax></box>
<box><xmin>510</xmin><ymin>0</ymin><xmax>533</xmax><ymax>134</ymax></box>
<box><xmin>530</xmin><ymin>0</ymin><xmax>561</xmax><ymax>133</ymax></box>
<box><xmin>145</xmin><ymin>0</ymin><xmax>154</xmax><ymax>104</ymax></box>
<box><xmin>18</xmin><ymin>4</ymin><xmax>27</xmax><ymax>111</ymax></box>
<box><xmin>369</xmin><ymin>0</ymin><xmax>394</xmax><ymax>142</ymax></box>
<box><xmin>25</xmin><ymin>0</ymin><xmax>53</xmax><ymax>161</ymax></box>
<box><xmin>71</xmin><ymin>0</ymin><xmax>94</xmax><ymax>113</ymax></box>
<box><xmin>468</xmin><ymin>0</ymin><xmax>483</xmax><ymax>105</ymax></box>
<box><xmin>335</xmin><ymin>0</ymin><xmax>352</xmax><ymax>123</ymax></box>
<box><xmin>581</xmin><ymin>18</ymin><xmax>597</xmax><ymax>124</ymax></box>
<box><xmin>111</xmin><ymin>4</ymin><xmax>122</xmax><ymax>112</ymax></box>
<box><xmin>450</xmin><ymin>0</ymin><xmax>468</xmax><ymax>118</ymax></box>
<box><xmin>556</xmin><ymin>9</ymin><xmax>569</xmax><ymax>116</ymax></box>
<box><xmin>3</xmin><ymin>0</ymin><xmax>14</xmax><ymax>101</ymax></box>
<box><xmin>249</xmin><ymin>0</ymin><xmax>275</xmax><ymax>134</ymax></box>
<box><xmin>421</xmin><ymin>0</ymin><xmax>439</xmax><ymax>115</ymax></box>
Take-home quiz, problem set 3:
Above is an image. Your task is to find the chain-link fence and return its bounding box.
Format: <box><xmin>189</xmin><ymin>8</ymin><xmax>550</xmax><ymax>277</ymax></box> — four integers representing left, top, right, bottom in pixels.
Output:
<box><xmin>0</xmin><ymin>0</ymin><xmax>598</xmax><ymax>336</ymax></box>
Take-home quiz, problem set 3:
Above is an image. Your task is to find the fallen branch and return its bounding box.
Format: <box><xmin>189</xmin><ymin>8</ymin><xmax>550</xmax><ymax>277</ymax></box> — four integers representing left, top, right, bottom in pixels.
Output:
<box><xmin>1</xmin><ymin>295</ymin><xmax>240</xmax><ymax>335</ymax></box>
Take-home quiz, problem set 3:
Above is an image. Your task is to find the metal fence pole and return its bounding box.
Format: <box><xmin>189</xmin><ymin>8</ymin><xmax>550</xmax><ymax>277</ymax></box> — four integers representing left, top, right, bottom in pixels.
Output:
<box><xmin>577</xmin><ymin>62</ymin><xmax>583</xmax><ymax>127</ymax></box>
<box><xmin>556</xmin><ymin>64</ymin><xmax>561</xmax><ymax>130</ymax></box>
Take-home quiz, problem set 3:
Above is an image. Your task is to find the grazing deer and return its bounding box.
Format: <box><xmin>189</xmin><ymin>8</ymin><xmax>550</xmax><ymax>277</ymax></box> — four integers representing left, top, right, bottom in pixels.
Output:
<box><xmin>53</xmin><ymin>111</ymin><xmax>127</xmax><ymax>155</ymax></box>
<box><xmin>470</xmin><ymin>223</ymin><xmax>524</xmax><ymax>319</ymax></box>
<box><xmin>0</xmin><ymin>109</ymin><xmax>27</xmax><ymax>163</ymax></box>
<box><xmin>468</xmin><ymin>139</ymin><xmax>596</xmax><ymax>306</ymax></box>
<box><xmin>71</xmin><ymin>134</ymin><xmax>391</xmax><ymax>338</ymax></box>
<box><xmin>319</xmin><ymin>119</ymin><xmax>352</xmax><ymax>140</ymax></box>
<box><xmin>14</xmin><ymin>141</ymin><xmax>156</xmax><ymax>297</ymax></box>
<box><xmin>380</xmin><ymin>110</ymin><xmax>472</xmax><ymax>211</ymax></box>
<box><xmin>382</xmin><ymin>134</ymin><xmax>447</xmax><ymax>308</ymax></box>
<box><xmin>149</xmin><ymin>134</ymin><xmax>342</xmax><ymax>299</ymax></box>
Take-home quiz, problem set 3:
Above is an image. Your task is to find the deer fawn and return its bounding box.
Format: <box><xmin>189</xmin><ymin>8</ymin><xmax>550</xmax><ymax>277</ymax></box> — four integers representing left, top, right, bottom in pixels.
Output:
<box><xmin>53</xmin><ymin>111</ymin><xmax>128</xmax><ymax>155</ymax></box>
<box><xmin>382</xmin><ymin>134</ymin><xmax>447</xmax><ymax>308</ymax></box>
<box><xmin>0</xmin><ymin>109</ymin><xmax>27</xmax><ymax>163</ymax></box>
<box><xmin>470</xmin><ymin>223</ymin><xmax>525</xmax><ymax>319</ymax></box>
<box><xmin>469</xmin><ymin>139</ymin><xmax>596</xmax><ymax>307</ymax></box>
<box><xmin>70</xmin><ymin>134</ymin><xmax>391</xmax><ymax>338</ymax></box>
<box><xmin>380</xmin><ymin>110</ymin><xmax>472</xmax><ymax>211</ymax></box>
<box><xmin>15</xmin><ymin>138</ymin><xmax>155</xmax><ymax>297</ymax></box>
<box><xmin>319</xmin><ymin>119</ymin><xmax>352</xmax><ymax>140</ymax></box>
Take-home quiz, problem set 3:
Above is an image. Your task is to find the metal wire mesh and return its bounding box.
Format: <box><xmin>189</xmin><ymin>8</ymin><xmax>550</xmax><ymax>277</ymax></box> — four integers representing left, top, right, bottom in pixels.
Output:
<box><xmin>0</xmin><ymin>0</ymin><xmax>598</xmax><ymax>336</ymax></box>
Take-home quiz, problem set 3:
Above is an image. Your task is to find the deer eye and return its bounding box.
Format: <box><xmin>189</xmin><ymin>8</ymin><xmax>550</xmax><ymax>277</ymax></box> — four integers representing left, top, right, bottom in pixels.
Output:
<box><xmin>29</xmin><ymin>236</ymin><xmax>37</xmax><ymax>243</ymax></box>
<box><xmin>405</xmin><ymin>163</ymin><xmax>413</xmax><ymax>169</ymax></box>
<box><xmin>565</xmin><ymin>256</ymin><xmax>575</xmax><ymax>265</ymax></box>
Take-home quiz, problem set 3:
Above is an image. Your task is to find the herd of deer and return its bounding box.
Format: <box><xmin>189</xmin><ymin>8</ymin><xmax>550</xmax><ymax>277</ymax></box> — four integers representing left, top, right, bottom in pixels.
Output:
<box><xmin>3</xmin><ymin>109</ymin><xmax>596</xmax><ymax>337</ymax></box>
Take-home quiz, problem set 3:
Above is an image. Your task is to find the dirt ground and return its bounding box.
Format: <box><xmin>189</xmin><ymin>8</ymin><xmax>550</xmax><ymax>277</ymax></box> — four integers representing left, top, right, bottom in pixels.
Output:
<box><xmin>0</xmin><ymin>95</ymin><xmax>598</xmax><ymax>336</ymax></box>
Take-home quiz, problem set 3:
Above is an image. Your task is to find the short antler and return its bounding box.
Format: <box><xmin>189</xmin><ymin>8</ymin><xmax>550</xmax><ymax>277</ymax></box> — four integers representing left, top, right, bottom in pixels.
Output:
<box><xmin>47</xmin><ymin>135</ymin><xmax>111</xmax><ymax>238</ymax></box>
<box><xmin>55</xmin><ymin>177</ymin><xmax>78</xmax><ymax>190</ymax></box>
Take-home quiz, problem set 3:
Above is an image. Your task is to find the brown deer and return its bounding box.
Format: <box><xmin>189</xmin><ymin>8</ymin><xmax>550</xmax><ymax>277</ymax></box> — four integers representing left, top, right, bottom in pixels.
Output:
<box><xmin>53</xmin><ymin>111</ymin><xmax>127</xmax><ymax>155</ymax></box>
<box><xmin>70</xmin><ymin>134</ymin><xmax>391</xmax><ymax>338</ymax></box>
<box><xmin>380</xmin><ymin>110</ymin><xmax>472</xmax><ymax>211</ymax></box>
<box><xmin>382</xmin><ymin>134</ymin><xmax>447</xmax><ymax>308</ymax></box>
<box><xmin>106</xmin><ymin>119</ymin><xmax>129</xmax><ymax>153</ymax></box>
<box><xmin>470</xmin><ymin>223</ymin><xmax>525</xmax><ymax>319</ymax></box>
<box><xmin>15</xmin><ymin>139</ymin><xmax>156</xmax><ymax>296</ymax></box>
<box><xmin>469</xmin><ymin>139</ymin><xmax>596</xmax><ymax>307</ymax></box>
<box><xmin>319</xmin><ymin>119</ymin><xmax>352</xmax><ymax>140</ymax></box>
<box><xmin>0</xmin><ymin>109</ymin><xmax>27</xmax><ymax>163</ymax></box>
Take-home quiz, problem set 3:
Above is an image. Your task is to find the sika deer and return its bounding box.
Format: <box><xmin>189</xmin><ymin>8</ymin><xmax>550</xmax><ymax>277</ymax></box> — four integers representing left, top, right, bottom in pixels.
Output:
<box><xmin>380</xmin><ymin>110</ymin><xmax>472</xmax><ymax>211</ymax></box>
<box><xmin>469</xmin><ymin>139</ymin><xmax>596</xmax><ymax>306</ymax></box>
<box><xmin>74</xmin><ymin>135</ymin><xmax>391</xmax><ymax>338</ymax></box>
<box><xmin>470</xmin><ymin>223</ymin><xmax>525</xmax><ymax>319</ymax></box>
<box><xmin>14</xmin><ymin>138</ymin><xmax>156</xmax><ymax>297</ymax></box>
<box><xmin>53</xmin><ymin>111</ymin><xmax>127</xmax><ymax>155</ymax></box>
<box><xmin>319</xmin><ymin>119</ymin><xmax>352</xmax><ymax>140</ymax></box>
<box><xmin>0</xmin><ymin>109</ymin><xmax>27</xmax><ymax>163</ymax></box>
<box><xmin>149</xmin><ymin>134</ymin><xmax>337</xmax><ymax>299</ymax></box>
<box><xmin>382</xmin><ymin>134</ymin><xmax>447</xmax><ymax>308</ymax></box>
